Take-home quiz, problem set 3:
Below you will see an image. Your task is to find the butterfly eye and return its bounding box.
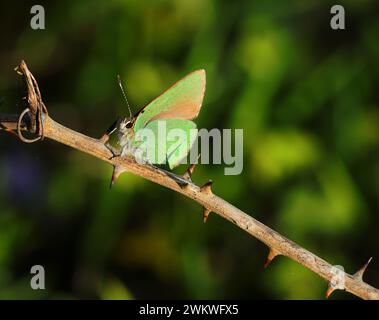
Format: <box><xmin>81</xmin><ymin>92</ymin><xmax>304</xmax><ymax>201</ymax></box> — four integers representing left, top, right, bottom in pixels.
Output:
<box><xmin>125</xmin><ymin>121</ymin><xmax>133</xmax><ymax>128</ymax></box>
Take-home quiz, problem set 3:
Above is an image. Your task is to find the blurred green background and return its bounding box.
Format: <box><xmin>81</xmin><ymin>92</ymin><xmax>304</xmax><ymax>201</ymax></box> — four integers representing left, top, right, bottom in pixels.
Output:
<box><xmin>0</xmin><ymin>0</ymin><xmax>378</xmax><ymax>299</ymax></box>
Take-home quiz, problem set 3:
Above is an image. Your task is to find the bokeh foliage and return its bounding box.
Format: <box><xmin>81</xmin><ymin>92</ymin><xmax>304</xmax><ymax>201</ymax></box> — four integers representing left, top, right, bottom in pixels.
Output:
<box><xmin>0</xmin><ymin>0</ymin><xmax>378</xmax><ymax>299</ymax></box>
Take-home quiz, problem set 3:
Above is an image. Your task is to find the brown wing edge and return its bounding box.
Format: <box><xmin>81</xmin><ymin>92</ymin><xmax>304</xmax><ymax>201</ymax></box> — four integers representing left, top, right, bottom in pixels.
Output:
<box><xmin>133</xmin><ymin>69</ymin><xmax>206</xmax><ymax>123</ymax></box>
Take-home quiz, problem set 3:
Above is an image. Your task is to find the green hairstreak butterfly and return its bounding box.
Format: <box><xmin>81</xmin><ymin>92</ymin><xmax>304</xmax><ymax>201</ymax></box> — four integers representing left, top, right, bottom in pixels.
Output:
<box><xmin>107</xmin><ymin>69</ymin><xmax>206</xmax><ymax>184</ymax></box>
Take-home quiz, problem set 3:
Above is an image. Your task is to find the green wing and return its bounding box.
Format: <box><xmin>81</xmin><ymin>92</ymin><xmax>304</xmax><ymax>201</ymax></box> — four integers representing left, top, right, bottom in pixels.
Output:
<box><xmin>132</xmin><ymin>119</ymin><xmax>197</xmax><ymax>169</ymax></box>
<box><xmin>133</xmin><ymin>70</ymin><xmax>206</xmax><ymax>132</ymax></box>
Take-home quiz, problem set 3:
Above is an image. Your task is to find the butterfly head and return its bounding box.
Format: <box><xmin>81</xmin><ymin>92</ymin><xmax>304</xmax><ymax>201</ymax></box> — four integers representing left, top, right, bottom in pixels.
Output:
<box><xmin>116</xmin><ymin>117</ymin><xmax>135</xmax><ymax>152</ymax></box>
<box><xmin>119</xmin><ymin>117</ymin><xmax>134</xmax><ymax>134</ymax></box>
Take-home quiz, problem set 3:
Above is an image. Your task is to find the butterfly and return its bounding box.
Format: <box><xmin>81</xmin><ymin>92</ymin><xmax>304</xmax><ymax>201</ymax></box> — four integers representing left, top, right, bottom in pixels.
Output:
<box><xmin>105</xmin><ymin>69</ymin><xmax>206</xmax><ymax>186</ymax></box>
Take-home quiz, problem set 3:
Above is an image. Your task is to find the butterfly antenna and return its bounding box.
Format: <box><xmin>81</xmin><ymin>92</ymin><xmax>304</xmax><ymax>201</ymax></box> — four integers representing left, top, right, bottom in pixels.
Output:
<box><xmin>117</xmin><ymin>75</ymin><xmax>133</xmax><ymax>119</ymax></box>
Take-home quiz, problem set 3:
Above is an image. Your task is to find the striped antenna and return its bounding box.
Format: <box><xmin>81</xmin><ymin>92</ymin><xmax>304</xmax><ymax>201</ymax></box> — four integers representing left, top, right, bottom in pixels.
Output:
<box><xmin>117</xmin><ymin>75</ymin><xmax>133</xmax><ymax>119</ymax></box>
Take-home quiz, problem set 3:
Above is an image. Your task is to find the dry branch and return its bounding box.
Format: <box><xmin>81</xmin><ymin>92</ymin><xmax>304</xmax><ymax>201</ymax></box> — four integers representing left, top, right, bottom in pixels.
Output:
<box><xmin>1</xmin><ymin>61</ymin><xmax>378</xmax><ymax>300</ymax></box>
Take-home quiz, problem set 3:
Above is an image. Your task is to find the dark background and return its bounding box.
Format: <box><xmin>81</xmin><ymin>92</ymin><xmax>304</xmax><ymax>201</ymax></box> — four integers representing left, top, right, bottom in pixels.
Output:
<box><xmin>0</xmin><ymin>0</ymin><xmax>378</xmax><ymax>299</ymax></box>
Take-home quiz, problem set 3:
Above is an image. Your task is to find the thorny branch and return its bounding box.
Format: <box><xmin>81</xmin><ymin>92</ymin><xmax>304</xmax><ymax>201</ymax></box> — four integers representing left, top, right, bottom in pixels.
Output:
<box><xmin>1</xmin><ymin>61</ymin><xmax>378</xmax><ymax>300</ymax></box>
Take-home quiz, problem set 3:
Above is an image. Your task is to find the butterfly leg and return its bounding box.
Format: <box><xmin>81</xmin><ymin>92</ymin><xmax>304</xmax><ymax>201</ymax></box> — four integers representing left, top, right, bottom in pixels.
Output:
<box><xmin>105</xmin><ymin>144</ymin><xmax>120</xmax><ymax>160</ymax></box>
<box><xmin>104</xmin><ymin>143</ymin><xmax>124</xmax><ymax>189</ymax></box>
<box><xmin>155</xmin><ymin>164</ymin><xmax>190</xmax><ymax>188</ymax></box>
<box><xmin>106</xmin><ymin>147</ymin><xmax>126</xmax><ymax>189</ymax></box>
<box><xmin>156</xmin><ymin>150</ymin><xmax>191</xmax><ymax>188</ymax></box>
<box><xmin>98</xmin><ymin>118</ymin><xmax>126</xmax><ymax>188</ymax></box>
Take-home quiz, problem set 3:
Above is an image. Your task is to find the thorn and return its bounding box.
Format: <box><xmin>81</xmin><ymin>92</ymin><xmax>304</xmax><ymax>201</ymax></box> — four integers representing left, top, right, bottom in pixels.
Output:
<box><xmin>325</xmin><ymin>277</ymin><xmax>344</xmax><ymax>299</ymax></box>
<box><xmin>203</xmin><ymin>207</ymin><xmax>211</xmax><ymax>223</ymax></box>
<box><xmin>182</xmin><ymin>163</ymin><xmax>196</xmax><ymax>182</ymax></box>
<box><xmin>182</xmin><ymin>154</ymin><xmax>201</xmax><ymax>181</ymax></box>
<box><xmin>200</xmin><ymin>180</ymin><xmax>213</xmax><ymax>195</ymax></box>
<box><xmin>264</xmin><ymin>248</ymin><xmax>280</xmax><ymax>268</ymax></box>
<box><xmin>100</xmin><ymin>133</ymin><xmax>110</xmax><ymax>144</ymax></box>
<box><xmin>325</xmin><ymin>282</ymin><xmax>335</xmax><ymax>299</ymax></box>
<box><xmin>110</xmin><ymin>165</ymin><xmax>126</xmax><ymax>189</ymax></box>
<box><xmin>353</xmin><ymin>257</ymin><xmax>372</xmax><ymax>281</ymax></box>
